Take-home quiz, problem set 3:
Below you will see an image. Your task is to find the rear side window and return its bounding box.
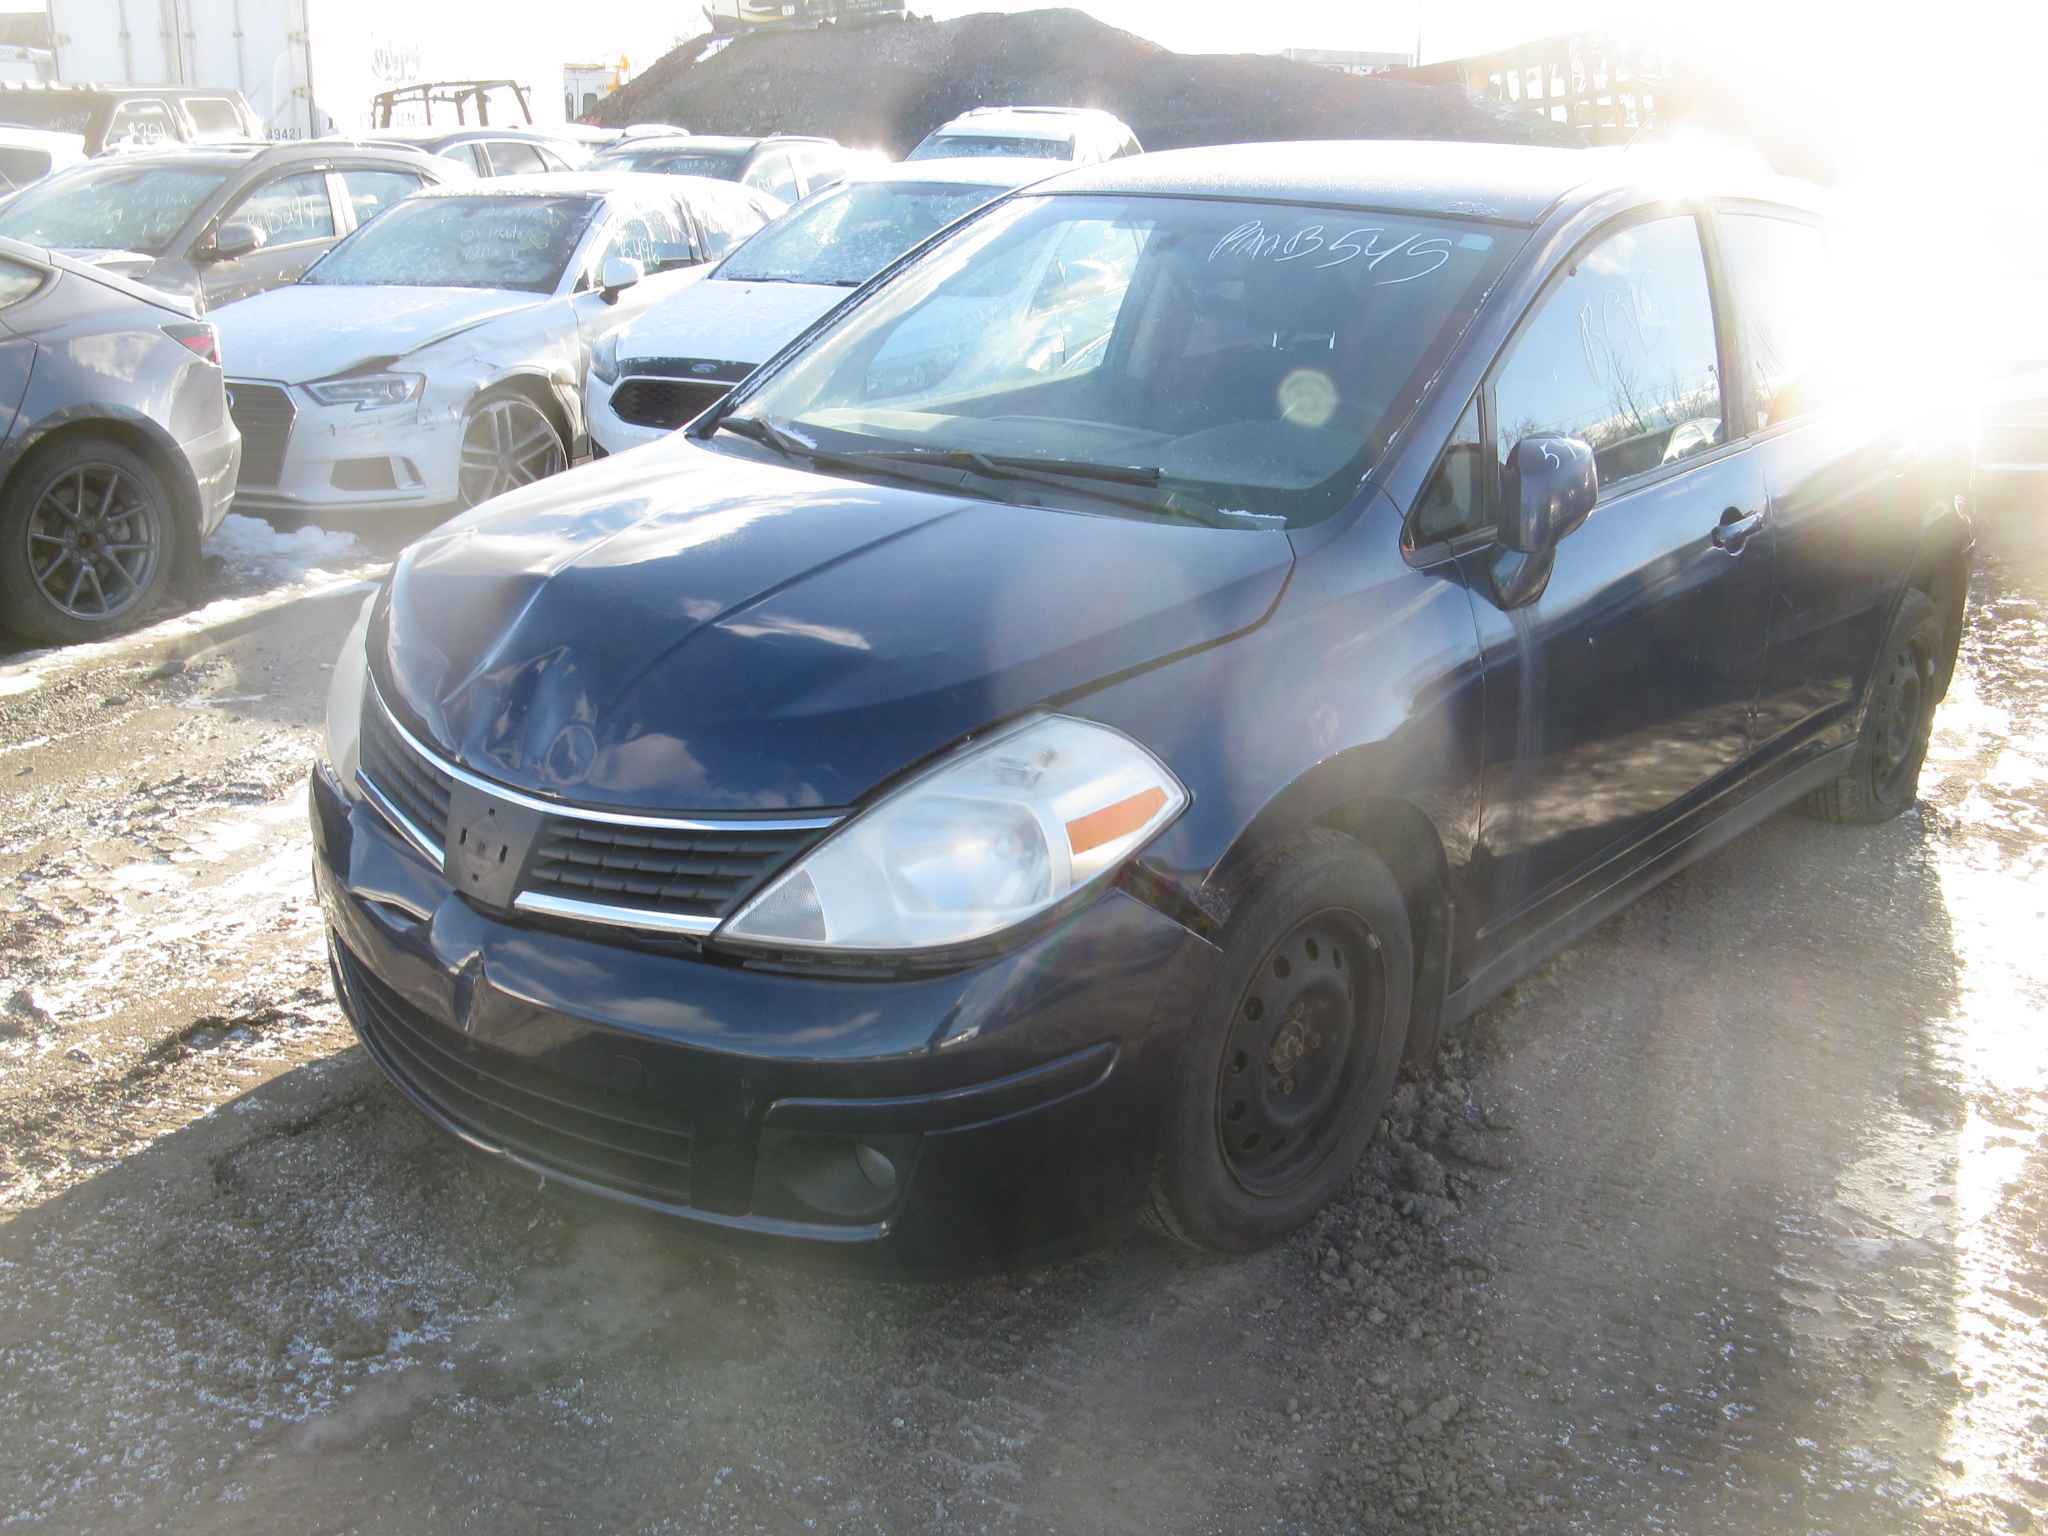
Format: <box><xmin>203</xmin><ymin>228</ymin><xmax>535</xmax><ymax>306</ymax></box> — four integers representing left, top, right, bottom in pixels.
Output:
<box><xmin>1491</xmin><ymin>215</ymin><xmax>1725</xmax><ymax>492</ymax></box>
<box><xmin>750</xmin><ymin>151</ymin><xmax>799</xmax><ymax>204</ymax></box>
<box><xmin>184</xmin><ymin>97</ymin><xmax>243</xmax><ymax>139</ymax></box>
<box><xmin>341</xmin><ymin>169</ymin><xmax>424</xmax><ymax>226</ymax></box>
<box><xmin>693</xmin><ymin>184</ymin><xmax>771</xmax><ymax>259</ymax></box>
<box><xmin>104</xmin><ymin>99</ymin><xmax>177</xmax><ymax>151</ymax></box>
<box><xmin>486</xmin><ymin>141</ymin><xmax>546</xmax><ymax>176</ymax></box>
<box><xmin>439</xmin><ymin>143</ymin><xmax>486</xmax><ymax>175</ymax></box>
<box><xmin>1715</xmin><ymin>212</ymin><xmax>1830</xmax><ymax>430</ymax></box>
<box><xmin>232</xmin><ymin>171</ymin><xmax>337</xmax><ymax>245</ymax></box>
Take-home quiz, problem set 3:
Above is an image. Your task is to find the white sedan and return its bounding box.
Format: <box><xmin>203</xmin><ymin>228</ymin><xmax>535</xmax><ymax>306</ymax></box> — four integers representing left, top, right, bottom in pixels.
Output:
<box><xmin>210</xmin><ymin>173</ymin><xmax>781</xmax><ymax>519</ymax></box>
<box><xmin>585</xmin><ymin>158</ymin><xmax>1065</xmax><ymax>456</ymax></box>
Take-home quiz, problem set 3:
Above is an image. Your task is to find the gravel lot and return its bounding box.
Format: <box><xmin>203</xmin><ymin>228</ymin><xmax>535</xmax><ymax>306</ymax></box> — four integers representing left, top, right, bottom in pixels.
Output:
<box><xmin>0</xmin><ymin>495</ymin><xmax>2042</xmax><ymax>1535</ymax></box>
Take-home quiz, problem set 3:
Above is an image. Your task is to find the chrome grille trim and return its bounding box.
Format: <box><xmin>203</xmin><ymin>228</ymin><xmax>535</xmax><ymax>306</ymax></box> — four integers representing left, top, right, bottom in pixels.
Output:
<box><xmin>511</xmin><ymin>890</ymin><xmax>721</xmax><ymax>936</ymax></box>
<box><xmin>356</xmin><ymin>767</ymin><xmax>445</xmax><ymax>867</ymax></box>
<box><xmin>367</xmin><ymin>679</ymin><xmax>843</xmax><ymax>834</ymax></box>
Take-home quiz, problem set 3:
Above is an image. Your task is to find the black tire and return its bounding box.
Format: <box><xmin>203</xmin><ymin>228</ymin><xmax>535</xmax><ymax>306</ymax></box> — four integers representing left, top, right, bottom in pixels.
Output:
<box><xmin>1800</xmin><ymin>588</ymin><xmax>1942</xmax><ymax>824</ymax></box>
<box><xmin>1150</xmin><ymin>829</ymin><xmax>1412</xmax><ymax>1252</ymax></box>
<box><xmin>0</xmin><ymin>436</ymin><xmax>181</xmax><ymax>646</ymax></box>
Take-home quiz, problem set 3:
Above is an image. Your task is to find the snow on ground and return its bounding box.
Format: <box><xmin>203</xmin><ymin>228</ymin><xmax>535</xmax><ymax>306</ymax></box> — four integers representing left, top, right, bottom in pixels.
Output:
<box><xmin>0</xmin><ymin>515</ymin><xmax>381</xmax><ymax>700</ymax></box>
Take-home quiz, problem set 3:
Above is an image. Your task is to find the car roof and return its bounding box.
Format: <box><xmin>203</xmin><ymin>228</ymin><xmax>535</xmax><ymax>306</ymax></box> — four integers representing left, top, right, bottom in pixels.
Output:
<box><xmin>934</xmin><ymin>106</ymin><xmax>1125</xmax><ymax>135</ymax></box>
<box><xmin>601</xmin><ymin>133</ymin><xmax>836</xmax><ymax>154</ymax></box>
<box><xmin>412</xmin><ymin>170</ymin><xmax>714</xmax><ymax>200</ymax></box>
<box><xmin>366</xmin><ymin>127</ymin><xmax>573</xmax><ymax>146</ymax></box>
<box><xmin>1032</xmin><ymin>139</ymin><xmax>1825</xmax><ymax>227</ymax></box>
<box><xmin>849</xmin><ymin>156</ymin><xmax>1071</xmax><ymax>191</ymax></box>
<box><xmin>0</xmin><ymin>126</ymin><xmax>85</xmax><ymax>150</ymax></box>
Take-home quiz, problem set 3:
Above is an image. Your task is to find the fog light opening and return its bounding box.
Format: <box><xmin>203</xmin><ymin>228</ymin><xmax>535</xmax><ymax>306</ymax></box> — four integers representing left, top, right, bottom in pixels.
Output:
<box><xmin>754</xmin><ymin>1129</ymin><xmax>914</xmax><ymax>1224</ymax></box>
<box><xmin>854</xmin><ymin>1141</ymin><xmax>897</xmax><ymax>1194</ymax></box>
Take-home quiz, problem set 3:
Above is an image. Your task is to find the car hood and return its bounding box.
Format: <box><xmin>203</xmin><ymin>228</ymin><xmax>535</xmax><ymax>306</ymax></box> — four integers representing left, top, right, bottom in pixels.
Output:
<box><xmin>211</xmin><ymin>284</ymin><xmax>545</xmax><ymax>382</ymax></box>
<box><xmin>373</xmin><ymin>437</ymin><xmax>1294</xmax><ymax>813</ymax></box>
<box><xmin>616</xmin><ymin>277</ymin><xmax>847</xmax><ymax>369</ymax></box>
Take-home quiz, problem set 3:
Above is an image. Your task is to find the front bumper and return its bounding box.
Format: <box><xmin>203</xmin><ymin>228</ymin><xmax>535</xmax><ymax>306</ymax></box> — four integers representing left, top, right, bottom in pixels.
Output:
<box><xmin>584</xmin><ymin>371</ymin><xmax>673</xmax><ymax>457</ymax></box>
<box><xmin>311</xmin><ymin>762</ymin><xmax>1214</xmax><ymax>1263</ymax></box>
<box><xmin>227</xmin><ymin>376</ymin><xmax>466</xmax><ymax>517</ymax></box>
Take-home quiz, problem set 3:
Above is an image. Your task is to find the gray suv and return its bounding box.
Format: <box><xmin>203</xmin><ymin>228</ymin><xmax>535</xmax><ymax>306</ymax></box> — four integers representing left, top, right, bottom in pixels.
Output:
<box><xmin>0</xmin><ymin>141</ymin><xmax>463</xmax><ymax>310</ymax></box>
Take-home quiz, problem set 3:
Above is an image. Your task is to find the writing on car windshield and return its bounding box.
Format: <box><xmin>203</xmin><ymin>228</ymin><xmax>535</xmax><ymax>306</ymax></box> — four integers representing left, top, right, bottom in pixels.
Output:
<box><xmin>304</xmin><ymin>196</ymin><xmax>596</xmax><ymax>292</ymax></box>
<box><xmin>726</xmin><ymin>193</ymin><xmax>1510</xmax><ymax>528</ymax></box>
<box><xmin>0</xmin><ymin>165</ymin><xmax>228</xmax><ymax>255</ymax></box>
<box><xmin>718</xmin><ymin>182</ymin><xmax>997</xmax><ymax>287</ymax></box>
<box><xmin>603</xmin><ymin>149</ymin><xmax>746</xmax><ymax>179</ymax></box>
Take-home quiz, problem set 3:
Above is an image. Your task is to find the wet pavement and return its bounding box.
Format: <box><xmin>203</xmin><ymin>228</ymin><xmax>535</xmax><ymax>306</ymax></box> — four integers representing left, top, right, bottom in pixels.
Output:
<box><xmin>0</xmin><ymin>496</ymin><xmax>2042</xmax><ymax>1535</ymax></box>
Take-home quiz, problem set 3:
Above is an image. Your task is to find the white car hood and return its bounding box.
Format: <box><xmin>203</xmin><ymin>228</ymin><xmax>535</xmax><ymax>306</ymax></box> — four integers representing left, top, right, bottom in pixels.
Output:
<box><xmin>615</xmin><ymin>277</ymin><xmax>846</xmax><ymax>369</ymax></box>
<box><xmin>211</xmin><ymin>284</ymin><xmax>547</xmax><ymax>382</ymax></box>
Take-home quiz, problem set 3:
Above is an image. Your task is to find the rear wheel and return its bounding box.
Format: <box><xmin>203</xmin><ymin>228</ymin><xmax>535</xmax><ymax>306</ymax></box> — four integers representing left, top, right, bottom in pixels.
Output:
<box><xmin>0</xmin><ymin>437</ymin><xmax>179</xmax><ymax>645</ymax></box>
<box><xmin>1150</xmin><ymin>830</ymin><xmax>1412</xmax><ymax>1252</ymax></box>
<box><xmin>457</xmin><ymin>391</ymin><xmax>566</xmax><ymax>510</ymax></box>
<box><xmin>1800</xmin><ymin>587</ymin><xmax>1943</xmax><ymax>824</ymax></box>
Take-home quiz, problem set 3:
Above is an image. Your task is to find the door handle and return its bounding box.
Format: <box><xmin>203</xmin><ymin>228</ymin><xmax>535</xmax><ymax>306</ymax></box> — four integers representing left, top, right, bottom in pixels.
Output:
<box><xmin>1711</xmin><ymin>507</ymin><xmax>1765</xmax><ymax>551</ymax></box>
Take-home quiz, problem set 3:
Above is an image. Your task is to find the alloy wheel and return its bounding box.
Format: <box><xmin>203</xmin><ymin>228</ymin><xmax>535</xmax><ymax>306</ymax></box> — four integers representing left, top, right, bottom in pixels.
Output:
<box><xmin>1215</xmin><ymin>909</ymin><xmax>1384</xmax><ymax>1195</ymax></box>
<box><xmin>458</xmin><ymin>397</ymin><xmax>565</xmax><ymax>508</ymax></box>
<box><xmin>24</xmin><ymin>463</ymin><xmax>162</xmax><ymax>625</ymax></box>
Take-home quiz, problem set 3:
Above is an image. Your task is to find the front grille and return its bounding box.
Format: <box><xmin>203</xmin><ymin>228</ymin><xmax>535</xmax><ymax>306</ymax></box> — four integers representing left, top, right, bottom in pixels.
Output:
<box><xmin>335</xmin><ymin>941</ymin><xmax>694</xmax><ymax>1203</ymax></box>
<box><xmin>610</xmin><ymin>376</ymin><xmax>730</xmax><ymax>430</ymax></box>
<box><xmin>354</xmin><ymin>686</ymin><xmax>833</xmax><ymax>933</ymax></box>
<box><xmin>225</xmin><ymin>381</ymin><xmax>295</xmax><ymax>485</ymax></box>
<box><xmin>525</xmin><ymin>820</ymin><xmax>819</xmax><ymax>926</ymax></box>
<box><xmin>358</xmin><ymin>695</ymin><xmax>451</xmax><ymax>856</ymax></box>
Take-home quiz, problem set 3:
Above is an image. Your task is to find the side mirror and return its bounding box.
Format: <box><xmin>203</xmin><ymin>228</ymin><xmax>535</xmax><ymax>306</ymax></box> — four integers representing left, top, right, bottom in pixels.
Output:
<box><xmin>1491</xmin><ymin>434</ymin><xmax>1597</xmax><ymax>608</ymax></box>
<box><xmin>599</xmin><ymin>255</ymin><xmax>644</xmax><ymax>303</ymax></box>
<box><xmin>208</xmin><ymin>221</ymin><xmax>266</xmax><ymax>262</ymax></box>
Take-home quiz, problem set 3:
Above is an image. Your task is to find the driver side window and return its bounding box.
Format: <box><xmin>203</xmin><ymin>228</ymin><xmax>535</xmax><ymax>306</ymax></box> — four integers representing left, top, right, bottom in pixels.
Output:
<box><xmin>1490</xmin><ymin>215</ymin><xmax>1724</xmax><ymax>493</ymax></box>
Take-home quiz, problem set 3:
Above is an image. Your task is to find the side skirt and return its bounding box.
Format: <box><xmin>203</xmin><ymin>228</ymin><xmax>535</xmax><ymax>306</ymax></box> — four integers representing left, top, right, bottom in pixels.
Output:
<box><xmin>1440</xmin><ymin>741</ymin><xmax>1855</xmax><ymax>1031</ymax></box>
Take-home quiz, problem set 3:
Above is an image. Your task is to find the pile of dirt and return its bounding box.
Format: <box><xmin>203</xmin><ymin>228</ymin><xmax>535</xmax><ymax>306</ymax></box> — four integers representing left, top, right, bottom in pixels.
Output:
<box><xmin>590</xmin><ymin>7</ymin><xmax>1566</xmax><ymax>156</ymax></box>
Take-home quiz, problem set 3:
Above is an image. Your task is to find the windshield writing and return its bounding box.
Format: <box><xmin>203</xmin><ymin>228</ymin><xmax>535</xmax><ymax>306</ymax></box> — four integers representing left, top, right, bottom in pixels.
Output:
<box><xmin>0</xmin><ymin>164</ymin><xmax>227</xmax><ymax>255</ymax></box>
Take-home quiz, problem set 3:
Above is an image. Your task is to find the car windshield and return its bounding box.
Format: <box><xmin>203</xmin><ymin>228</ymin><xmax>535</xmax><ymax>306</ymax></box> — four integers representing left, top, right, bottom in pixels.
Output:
<box><xmin>303</xmin><ymin>195</ymin><xmax>597</xmax><ymax>293</ymax></box>
<box><xmin>0</xmin><ymin>96</ymin><xmax>95</xmax><ymax>134</ymax></box>
<box><xmin>0</xmin><ymin>162</ymin><xmax>228</xmax><ymax>254</ymax></box>
<box><xmin>909</xmin><ymin>133</ymin><xmax>1073</xmax><ymax>161</ymax></box>
<box><xmin>723</xmin><ymin>193</ymin><xmax>1514</xmax><ymax>528</ymax></box>
<box><xmin>716</xmin><ymin>180</ymin><xmax>1006</xmax><ymax>287</ymax></box>
<box><xmin>595</xmin><ymin>145</ymin><xmax>747</xmax><ymax>179</ymax></box>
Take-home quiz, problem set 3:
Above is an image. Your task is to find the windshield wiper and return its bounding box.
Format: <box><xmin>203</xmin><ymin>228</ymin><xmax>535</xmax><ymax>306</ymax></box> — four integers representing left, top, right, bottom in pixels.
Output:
<box><xmin>838</xmin><ymin>447</ymin><xmax>1276</xmax><ymax>530</ymax></box>
<box><xmin>711</xmin><ymin>419</ymin><xmax>1282</xmax><ymax>531</ymax></box>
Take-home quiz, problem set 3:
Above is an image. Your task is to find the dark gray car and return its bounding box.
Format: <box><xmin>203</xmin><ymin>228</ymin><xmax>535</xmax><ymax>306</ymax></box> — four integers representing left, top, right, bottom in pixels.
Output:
<box><xmin>0</xmin><ymin>142</ymin><xmax>464</xmax><ymax>310</ymax></box>
<box><xmin>0</xmin><ymin>236</ymin><xmax>238</xmax><ymax>644</ymax></box>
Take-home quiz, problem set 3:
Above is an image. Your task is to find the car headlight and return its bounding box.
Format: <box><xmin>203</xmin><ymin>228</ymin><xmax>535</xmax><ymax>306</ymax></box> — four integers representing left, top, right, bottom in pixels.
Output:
<box><xmin>306</xmin><ymin>372</ymin><xmax>425</xmax><ymax>410</ymax></box>
<box><xmin>590</xmin><ymin>327</ymin><xmax>624</xmax><ymax>386</ymax></box>
<box><xmin>719</xmin><ymin>715</ymin><xmax>1186</xmax><ymax>953</ymax></box>
<box><xmin>323</xmin><ymin>593</ymin><xmax>374</xmax><ymax>790</ymax></box>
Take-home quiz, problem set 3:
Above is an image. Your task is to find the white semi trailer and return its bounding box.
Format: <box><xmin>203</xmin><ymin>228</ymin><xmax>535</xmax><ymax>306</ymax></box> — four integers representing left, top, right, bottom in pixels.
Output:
<box><xmin>44</xmin><ymin>0</ymin><xmax>567</xmax><ymax>139</ymax></box>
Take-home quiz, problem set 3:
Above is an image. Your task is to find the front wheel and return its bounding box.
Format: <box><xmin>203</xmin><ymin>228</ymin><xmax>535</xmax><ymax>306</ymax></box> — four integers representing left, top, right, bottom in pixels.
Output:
<box><xmin>1150</xmin><ymin>830</ymin><xmax>1412</xmax><ymax>1252</ymax></box>
<box><xmin>0</xmin><ymin>437</ymin><xmax>180</xmax><ymax>645</ymax></box>
<box><xmin>457</xmin><ymin>391</ymin><xmax>566</xmax><ymax>510</ymax></box>
<box><xmin>1799</xmin><ymin>587</ymin><xmax>1943</xmax><ymax>824</ymax></box>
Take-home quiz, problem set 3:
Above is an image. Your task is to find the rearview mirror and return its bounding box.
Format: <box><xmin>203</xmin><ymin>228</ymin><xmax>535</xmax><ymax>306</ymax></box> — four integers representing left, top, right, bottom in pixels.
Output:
<box><xmin>1491</xmin><ymin>434</ymin><xmax>1597</xmax><ymax>608</ymax></box>
<box><xmin>599</xmin><ymin>255</ymin><xmax>644</xmax><ymax>302</ymax></box>
<box><xmin>208</xmin><ymin>221</ymin><xmax>266</xmax><ymax>262</ymax></box>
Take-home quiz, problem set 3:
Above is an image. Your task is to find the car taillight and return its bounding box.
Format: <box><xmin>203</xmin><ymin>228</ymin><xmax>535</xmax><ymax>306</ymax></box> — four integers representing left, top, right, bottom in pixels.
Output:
<box><xmin>162</xmin><ymin>322</ymin><xmax>220</xmax><ymax>367</ymax></box>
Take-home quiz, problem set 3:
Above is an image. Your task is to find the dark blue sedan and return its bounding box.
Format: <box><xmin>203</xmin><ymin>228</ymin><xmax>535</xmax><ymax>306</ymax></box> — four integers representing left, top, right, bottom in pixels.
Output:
<box><xmin>312</xmin><ymin>142</ymin><xmax>1973</xmax><ymax>1260</ymax></box>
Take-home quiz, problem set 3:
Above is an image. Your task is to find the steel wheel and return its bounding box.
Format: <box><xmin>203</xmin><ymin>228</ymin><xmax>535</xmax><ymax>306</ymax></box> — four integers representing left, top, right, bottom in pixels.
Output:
<box><xmin>1215</xmin><ymin>908</ymin><xmax>1385</xmax><ymax>1196</ymax></box>
<box><xmin>1869</xmin><ymin>631</ymin><xmax>1934</xmax><ymax>803</ymax></box>
<box><xmin>23</xmin><ymin>462</ymin><xmax>164</xmax><ymax>626</ymax></box>
<box><xmin>458</xmin><ymin>395</ymin><xmax>565</xmax><ymax>509</ymax></box>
